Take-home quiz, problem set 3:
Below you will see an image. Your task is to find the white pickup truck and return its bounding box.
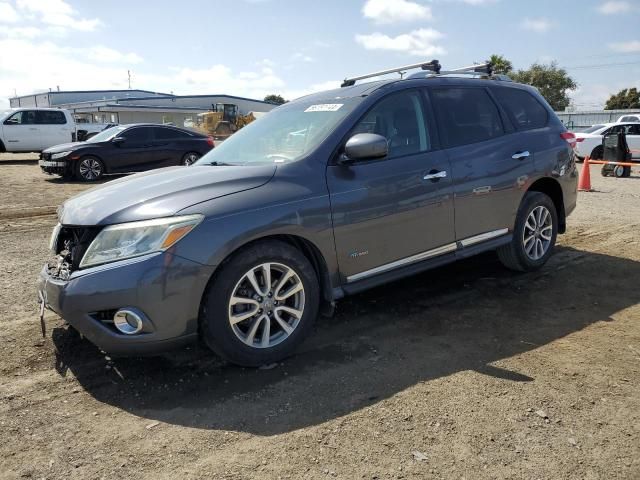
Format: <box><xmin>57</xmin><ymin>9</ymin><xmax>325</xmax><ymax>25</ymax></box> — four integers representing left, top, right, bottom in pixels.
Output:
<box><xmin>0</xmin><ymin>108</ymin><xmax>112</xmax><ymax>153</ymax></box>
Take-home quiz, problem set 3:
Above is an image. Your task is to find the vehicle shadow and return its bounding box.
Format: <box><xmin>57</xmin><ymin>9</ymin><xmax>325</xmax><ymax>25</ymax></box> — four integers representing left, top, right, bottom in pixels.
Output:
<box><xmin>52</xmin><ymin>246</ymin><xmax>639</xmax><ymax>435</ymax></box>
<box><xmin>44</xmin><ymin>174</ymin><xmax>127</xmax><ymax>185</ymax></box>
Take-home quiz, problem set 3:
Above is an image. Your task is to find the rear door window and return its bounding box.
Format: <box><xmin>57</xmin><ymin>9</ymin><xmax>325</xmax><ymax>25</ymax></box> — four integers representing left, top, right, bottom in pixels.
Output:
<box><xmin>36</xmin><ymin>110</ymin><xmax>67</xmax><ymax>125</ymax></box>
<box><xmin>153</xmin><ymin>127</ymin><xmax>193</xmax><ymax>140</ymax></box>
<box><xmin>492</xmin><ymin>88</ymin><xmax>548</xmax><ymax>130</ymax></box>
<box><xmin>431</xmin><ymin>88</ymin><xmax>504</xmax><ymax>147</ymax></box>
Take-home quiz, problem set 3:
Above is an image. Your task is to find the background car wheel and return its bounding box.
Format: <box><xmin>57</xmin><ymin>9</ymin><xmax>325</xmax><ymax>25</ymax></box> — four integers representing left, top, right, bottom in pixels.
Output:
<box><xmin>590</xmin><ymin>145</ymin><xmax>603</xmax><ymax>160</ymax></box>
<box><xmin>75</xmin><ymin>156</ymin><xmax>104</xmax><ymax>182</ymax></box>
<box><xmin>497</xmin><ymin>191</ymin><xmax>558</xmax><ymax>272</ymax></box>
<box><xmin>200</xmin><ymin>240</ymin><xmax>320</xmax><ymax>367</ymax></box>
<box><xmin>182</xmin><ymin>152</ymin><xmax>200</xmax><ymax>166</ymax></box>
<box><xmin>613</xmin><ymin>165</ymin><xmax>625</xmax><ymax>178</ymax></box>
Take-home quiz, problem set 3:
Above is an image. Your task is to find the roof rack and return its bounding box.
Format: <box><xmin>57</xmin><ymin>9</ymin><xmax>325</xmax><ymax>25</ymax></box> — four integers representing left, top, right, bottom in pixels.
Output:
<box><xmin>341</xmin><ymin>59</ymin><xmax>442</xmax><ymax>87</ymax></box>
<box><xmin>341</xmin><ymin>60</ymin><xmax>503</xmax><ymax>87</ymax></box>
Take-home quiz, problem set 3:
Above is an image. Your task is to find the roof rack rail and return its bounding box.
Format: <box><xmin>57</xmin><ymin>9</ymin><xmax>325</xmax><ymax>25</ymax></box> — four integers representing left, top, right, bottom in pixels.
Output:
<box><xmin>341</xmin><ymin>59</ymin><xmax>441</xmax><ymax>87</ymax></box>
<box><xmin>341</xmin><ymin>60</ymin><xmax>504</xmax><ymax>87</ymax></box>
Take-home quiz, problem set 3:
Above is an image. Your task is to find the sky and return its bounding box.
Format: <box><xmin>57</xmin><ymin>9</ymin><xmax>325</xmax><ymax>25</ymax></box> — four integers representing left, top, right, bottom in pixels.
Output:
<box><xmin>1</xmin><ymin>0</ymin><xmax>639</xmax><ymax>111</ymax></box>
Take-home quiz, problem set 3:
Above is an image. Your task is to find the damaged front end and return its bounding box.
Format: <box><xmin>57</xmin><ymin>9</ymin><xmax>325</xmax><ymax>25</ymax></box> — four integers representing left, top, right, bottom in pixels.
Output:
<box><xmin>47</xmin><ymin>225</ymin><xmax>102</xmax><ymax>280</ymax></box>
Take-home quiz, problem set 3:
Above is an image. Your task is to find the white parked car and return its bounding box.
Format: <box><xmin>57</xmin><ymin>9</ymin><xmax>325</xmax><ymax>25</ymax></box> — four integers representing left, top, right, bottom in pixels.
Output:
<box><xmin>574</xmin><ymin>122</ymin><xmax>640</xmax><ymax>160</ymax></box>
<box><xmin>0</xmin><ymin>108</ymin><xmax>110</xmax><ymax>153</ymax></box>
<box><xmin>616</xmin><ymin>114</ymin><xmax>640</xmax><ymax>123</ymax></box>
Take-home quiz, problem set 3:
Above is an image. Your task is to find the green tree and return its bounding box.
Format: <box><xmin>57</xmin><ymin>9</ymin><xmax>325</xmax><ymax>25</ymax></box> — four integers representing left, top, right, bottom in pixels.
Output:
<box><xmin>264</xmin><ymin>94</ymin><xmax>287</xmax><ymax>105</ymax></box>
<box><xmin>511</xmin><ymin>62</ymin><xmax>577</xmax><ymax>111</ymax></box>
<box><xmin>605</xmin><ymin>88</ymin><xmax>640</xmax><ymax>110</ymax></box>
<box><xmin>489</xmin><ymin>54</ymin><xmax>513</xmax><ymax>75</ymax></box>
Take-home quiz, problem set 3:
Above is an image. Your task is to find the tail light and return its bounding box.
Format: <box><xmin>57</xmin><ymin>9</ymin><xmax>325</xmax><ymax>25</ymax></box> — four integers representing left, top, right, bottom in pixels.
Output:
<box><xmin>560</xmin><ymin>132</ymin><xmax>577</xmax><ymax>148</ymax></box>
<box><xmin>575</xmin><ymin>137</ymin><xmax>585</xmax><ymax>143</ymax></box>
<box><xmin>206</xmin><ymin>136</ymin><xmax>214</xmax><ymax>148</ymax></box>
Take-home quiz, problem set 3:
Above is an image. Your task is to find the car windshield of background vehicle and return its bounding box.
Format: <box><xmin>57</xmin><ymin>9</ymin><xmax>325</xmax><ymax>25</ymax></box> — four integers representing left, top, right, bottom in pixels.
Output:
<box><xmin>86</xmin><ymin>125</ymin><xmax>127</xmax><ymax>143</ymax></box>
<box><xmin>195</xmin><ymin>98</ymin><xmax>361</xmax><ymax>165</ymax></box>
<box><xmin>582</xmin><ymin>124</ymin><xmax>606</xmax><ymax>134</ymax></box>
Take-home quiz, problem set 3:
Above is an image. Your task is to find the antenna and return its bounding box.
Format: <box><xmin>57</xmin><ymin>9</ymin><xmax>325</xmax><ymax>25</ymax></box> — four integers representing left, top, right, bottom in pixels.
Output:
<box><xmin>127</xmin><ymin>70</ymin><xmax>132</xmax><ymax>89</ymax></box>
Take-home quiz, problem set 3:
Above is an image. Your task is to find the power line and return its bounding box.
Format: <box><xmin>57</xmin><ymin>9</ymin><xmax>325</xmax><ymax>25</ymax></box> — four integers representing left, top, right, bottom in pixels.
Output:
<box><xmin>565</xmin><ymin>60</ymin><xmax>640</xmax><ymax>70</ymax></box>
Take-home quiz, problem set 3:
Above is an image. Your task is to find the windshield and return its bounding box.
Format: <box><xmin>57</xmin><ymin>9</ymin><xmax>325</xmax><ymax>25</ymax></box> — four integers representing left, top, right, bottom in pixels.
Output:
<box><xmin>194</xmin><ymin>99</ymin><xmax>360</xmax><ymax>166</ymax></box>
<box><xmin>85</xmin><ymin>125</ymin><xmax>127</xmax><ymax>143</ymax></box>
<box><xmin>582</xmin><ymin>124</ymin><xmax>606</xmax><ymax>134</ymax></box>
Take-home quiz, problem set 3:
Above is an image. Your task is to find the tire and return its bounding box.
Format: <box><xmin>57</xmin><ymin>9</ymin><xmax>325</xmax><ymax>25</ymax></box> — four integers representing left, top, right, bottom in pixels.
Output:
<box><xmin>182</xmin><ymin>152</ymin><xmax>200</xmax><ymax>166</ymax></box>
<box><xmin>497</xmin><ymin>192</ymin><xmax>558</xmax><ymax>272</ymax></box>
<box><xmin>200</xmin><ymin>240</ymin><xmax>320</xmax><ymax>367</ymax></box>
<box><xmin>590</xmin><ymin>145</ymin><xmax>603</xmax><ymax>160</ymax></box>
<box><xmin>613</xmin><ymin>165</ymin><xmax>625</xmax><ymax>178</ymax></box>
<box><xmin>623</xmin><ymin>166</ymin><xmax>632</xmax><ymax>178</ymax></box>
<box><xmin>75</xmin><ymin>156</ymin><xmax>104</xmax><ymax>182</ymax></box>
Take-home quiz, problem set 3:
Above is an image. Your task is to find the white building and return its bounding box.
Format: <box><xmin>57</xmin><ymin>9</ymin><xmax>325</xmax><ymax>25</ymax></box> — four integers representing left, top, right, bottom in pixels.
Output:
<box><xmin>9</xmin><ymin>90</ymin><xmax>278</xmax><ymax>128</ymax></box>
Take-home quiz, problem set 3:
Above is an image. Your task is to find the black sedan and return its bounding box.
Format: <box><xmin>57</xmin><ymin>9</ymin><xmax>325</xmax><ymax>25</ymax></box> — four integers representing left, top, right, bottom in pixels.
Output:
<box><xmin>39</xmin><ymin>124</ymin><xmax>214</xmax><ymax>181</ymax></box>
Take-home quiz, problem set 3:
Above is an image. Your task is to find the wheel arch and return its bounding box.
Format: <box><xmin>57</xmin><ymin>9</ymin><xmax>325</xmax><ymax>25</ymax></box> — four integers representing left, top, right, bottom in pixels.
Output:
<box><xmin>77</xmin><ymin>153</ymin><xmax>108</xmax><ymax>174</ymax></box>
<box><xmin>0</xmin><ymin>139</ymin><xmax>5</xmax><ymax>153</ymax></box>
<box><xmin>527</xmin><ymin>177</ymin><xmax>565</xmax><ymax>233</ymax></box>
<box><xmin>199</xmin><ymin>233</ymin><xmax>335</xmax><ymax>321</ymax></box>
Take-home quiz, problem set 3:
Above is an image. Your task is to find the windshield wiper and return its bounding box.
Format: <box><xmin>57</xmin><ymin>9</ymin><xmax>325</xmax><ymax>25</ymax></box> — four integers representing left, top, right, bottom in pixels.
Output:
<box><xmin>204</xmin><ymin>161</ymin><xmax>235</xmax><ymax>166</ymax></box>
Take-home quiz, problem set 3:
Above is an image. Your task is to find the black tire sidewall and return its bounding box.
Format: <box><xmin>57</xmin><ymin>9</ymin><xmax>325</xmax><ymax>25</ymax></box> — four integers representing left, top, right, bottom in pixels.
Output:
<box><xmin>75</xmin><ymin>156</ymin><xmax>104</xmax><ymax>181</ymax></box>
<box><xmin>511</xmin><ymin>192</ymin><xmax>558</xmax><ymax>270</ymax></box>
<box><xmin>591</xmin><ymin>146</ymin><xmax>603</xmax><ymax>160</ymax></box>
<box><xmin>200</xmin><ymin>240</ymin><xmax>320</xmax><ymax>367</ymax></box>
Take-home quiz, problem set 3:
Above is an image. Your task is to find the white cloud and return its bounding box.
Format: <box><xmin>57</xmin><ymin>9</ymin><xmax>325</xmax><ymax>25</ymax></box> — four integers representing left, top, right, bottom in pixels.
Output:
<box><xmin>362</xmin><ymin>0</ymin><xmax>432</xmax><ymax>24</ymax></box>
<box><xmin>16</xmin><ymin>0</ymin><xmax>102</xmax><ymax>31</ymax></box>
<box><xmin>86</xmin><ymin>46</ymin><xmax>143</xmax><ymax>64</ymax></box>
<box><xmin>291</xmin><ymin>52</ymin><xmax>314</xmax><ymax>63</ymax></box>
<box><xmin>459</xmin><ymin>0</ymin><xmax>497</xmax><ymax>4</ymax></box>
<box><xmin>598</xmin><ymin>1</ymin><xmax>633</xmax><ymax>14</ymax></box>
<box><xmin>0</xmin><ymin>2</ymin><xmax>20</xmax><ymax>22</ymax></box>
<box><xmin>355</xmin><ymin>28</ymin><xmax>445</xmax><ymax>56</ymax></box>
<box><xmin>609</xmin><ymin>40</ymin><xmax>640</xmax><ymax>53</ymax></box>
<box><xmin>521</xmin><ymin>17</ymin><xmax>552</xmax><ymax>33</ymax></box>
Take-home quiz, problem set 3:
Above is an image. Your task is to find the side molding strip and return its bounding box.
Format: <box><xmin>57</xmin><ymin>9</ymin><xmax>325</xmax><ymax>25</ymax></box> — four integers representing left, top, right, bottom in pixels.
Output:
<box><xmin>346</xmin><ymin>242</ymin><xmax>457</xmax><ymax>283</ymax></box>
<box><xmin>346</xmin><ymin>228</ymin><xmax>510</xmax><ymax>283</ymax></box>
<box><xmin>458</xmin><ymin>228</ymin><xmax>509</xmax><ymax>248</ymax></box>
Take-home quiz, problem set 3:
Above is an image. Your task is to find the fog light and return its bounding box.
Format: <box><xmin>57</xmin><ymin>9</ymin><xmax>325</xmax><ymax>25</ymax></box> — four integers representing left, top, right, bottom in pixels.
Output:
<box><xmin>113</xmin><ymin>309</ymin><xmax>143</xmax><ymax>335</ymax></box>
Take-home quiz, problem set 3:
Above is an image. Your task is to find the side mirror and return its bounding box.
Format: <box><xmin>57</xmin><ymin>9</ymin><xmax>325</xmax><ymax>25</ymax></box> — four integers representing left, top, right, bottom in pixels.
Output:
<box><xmin>339</xmin><ymin>133</ymin><xmax>388</xmax><ymax>164</ymax></box>
<box><xmin>112</xmin><ymin>136</ymin><xmax>126</xmax><ymax>145</ymax></box>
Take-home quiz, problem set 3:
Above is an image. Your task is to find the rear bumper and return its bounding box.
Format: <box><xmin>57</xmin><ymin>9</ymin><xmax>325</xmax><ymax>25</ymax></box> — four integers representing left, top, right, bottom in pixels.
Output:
<box><xmin>37</xmin><ymin>251</ymin><xmax>215</xmax><ymax>355</ymax></box>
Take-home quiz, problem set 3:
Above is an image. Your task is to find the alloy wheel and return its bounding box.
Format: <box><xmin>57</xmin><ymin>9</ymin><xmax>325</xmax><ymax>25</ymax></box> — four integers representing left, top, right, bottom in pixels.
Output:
<box><xmin>184</xmin><ymin>153</ymin><xmax>199</xmax><ymax>166</ymax></box>
<box><xmin>78</xmin><ymin>158</ymin><xmax>102</xmax><ymax>180</ymax></box>
<box><xmin>228</xmin><ymin>262</ymin><xmax>305</xmax><ymax>349</ymax></box>
<box><xmin>522</xmin><ymin>205</ymin><xmax>553</xmax><ymax>261</ymax></box>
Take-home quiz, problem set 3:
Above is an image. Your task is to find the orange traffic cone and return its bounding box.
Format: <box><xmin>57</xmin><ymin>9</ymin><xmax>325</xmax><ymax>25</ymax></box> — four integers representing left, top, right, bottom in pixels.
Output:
<box><xmin>578</xmin><ymin>155</ymin><xmax>592</xmax><ymax>191</ymax></box>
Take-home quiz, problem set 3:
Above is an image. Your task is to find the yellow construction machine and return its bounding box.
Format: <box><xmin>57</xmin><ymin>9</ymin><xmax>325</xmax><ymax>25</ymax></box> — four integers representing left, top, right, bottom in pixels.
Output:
<box><xmin>193</xmin><ymin>103</ymin><xmax>256</xmax><ymax>142</ymax></box>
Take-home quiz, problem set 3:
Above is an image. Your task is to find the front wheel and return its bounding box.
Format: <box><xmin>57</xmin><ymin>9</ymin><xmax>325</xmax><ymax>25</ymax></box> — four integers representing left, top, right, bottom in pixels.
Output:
<box><xmin>200</xmin><ymin>240</ymin><xmax>320</xmax><ymax>367</ymax></box>
<box><xmin>497</xmin><ymin>192</ymin><xmax>558</xmax><ymax>272</ymax></box>
<box><xmin>75</xmin><ymin>156</ymin><xmax>104</xmax><ymax>182</ymax></box>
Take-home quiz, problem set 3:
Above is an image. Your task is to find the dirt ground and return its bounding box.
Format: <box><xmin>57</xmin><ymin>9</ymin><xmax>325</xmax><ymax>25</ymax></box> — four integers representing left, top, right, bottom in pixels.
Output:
<box><xmin>0</xmin><ymin>154</ymin><xmax>638</xmax><ymax>480</ymax></box>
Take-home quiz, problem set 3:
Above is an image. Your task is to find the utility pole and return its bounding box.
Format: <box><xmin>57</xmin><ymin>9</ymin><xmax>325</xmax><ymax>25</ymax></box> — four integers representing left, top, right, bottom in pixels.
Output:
<box><xmin>128</xmin><ymin>70</ymin><xmax>131</xmax><ymax>89</ymax></box>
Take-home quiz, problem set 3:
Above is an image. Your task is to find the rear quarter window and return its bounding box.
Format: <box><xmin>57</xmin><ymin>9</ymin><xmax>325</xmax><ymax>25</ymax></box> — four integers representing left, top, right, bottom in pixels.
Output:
<box><xmin>36</xmin><ymin>110</ymin><xmax>67</xmax><ymax>125</ymax></box>
<box><xmin>492</xmin><ymin>88</ymin><xmax>548</xmax><ymax>131</ymax></box>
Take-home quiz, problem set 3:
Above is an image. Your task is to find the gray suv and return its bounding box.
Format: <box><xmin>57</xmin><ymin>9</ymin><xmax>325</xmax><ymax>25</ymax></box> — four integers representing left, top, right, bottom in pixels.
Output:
<box><xmin>38</xmin><ymin>63</ymin><xmax>578</xmax><ymax>366</ymax></box>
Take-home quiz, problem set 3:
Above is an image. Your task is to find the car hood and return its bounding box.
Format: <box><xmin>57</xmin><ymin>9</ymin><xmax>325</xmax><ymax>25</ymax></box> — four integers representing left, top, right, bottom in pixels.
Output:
<box><xmin>44</xmin><ymin>142</ymin><xmax>92</xmax><ymax>153</ymax></box>
<box><xmin>58</xmin><ymin>164</ymin><xmax>277</xmax><ymax>226</ymax></box>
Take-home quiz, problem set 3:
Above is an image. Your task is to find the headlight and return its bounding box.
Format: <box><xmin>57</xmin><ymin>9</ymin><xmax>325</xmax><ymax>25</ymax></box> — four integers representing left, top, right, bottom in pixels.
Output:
<box><xmin>51</xmin><ymin>151</ymin><xmax>71</xmax><ymax>159</ymax></box>
<box><xmin>80</xmin><ymin>214</ymin><xmax>203</xmax><ymax>268</ymax></box>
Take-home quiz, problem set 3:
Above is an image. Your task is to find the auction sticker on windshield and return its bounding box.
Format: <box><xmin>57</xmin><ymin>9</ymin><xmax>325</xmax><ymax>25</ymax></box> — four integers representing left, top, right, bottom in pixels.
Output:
<box><xmin>304</xmin><ymin>104</ymin><xmax>343</xmax><ymax>112</ymax></box>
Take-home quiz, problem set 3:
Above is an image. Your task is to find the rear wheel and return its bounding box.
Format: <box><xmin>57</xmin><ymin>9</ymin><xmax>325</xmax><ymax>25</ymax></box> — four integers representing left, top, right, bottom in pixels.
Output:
<box><xmin>75</xmin><ymin>156</ymin><xmax>104</xmax><ymax>182</ymax></box>
<box><xmin>182</xmin><ymin>152</ymin><xmax>200</xmax><ymax>166</ymax></box>
<box><xmin>497</xmin><ymin>192</ymin><xmax>558</xmax><ymax>272</ymax></box>
<box><xmin>200</xmin><ymin>240</ymin><xmax>320</xmax><ymax>367</ymax></box>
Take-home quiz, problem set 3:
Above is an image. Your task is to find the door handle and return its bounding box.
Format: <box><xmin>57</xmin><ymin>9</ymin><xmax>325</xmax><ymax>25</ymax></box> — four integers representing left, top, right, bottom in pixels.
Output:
<box><xmin>423</xmin><ymin>170</ymin><xmax>447</xmax><ymax>181</ymax></box>
<box><xmin>512</xmin><ymin>150</ymin><xmax>530</xmax><ymax>160</ymax></box>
